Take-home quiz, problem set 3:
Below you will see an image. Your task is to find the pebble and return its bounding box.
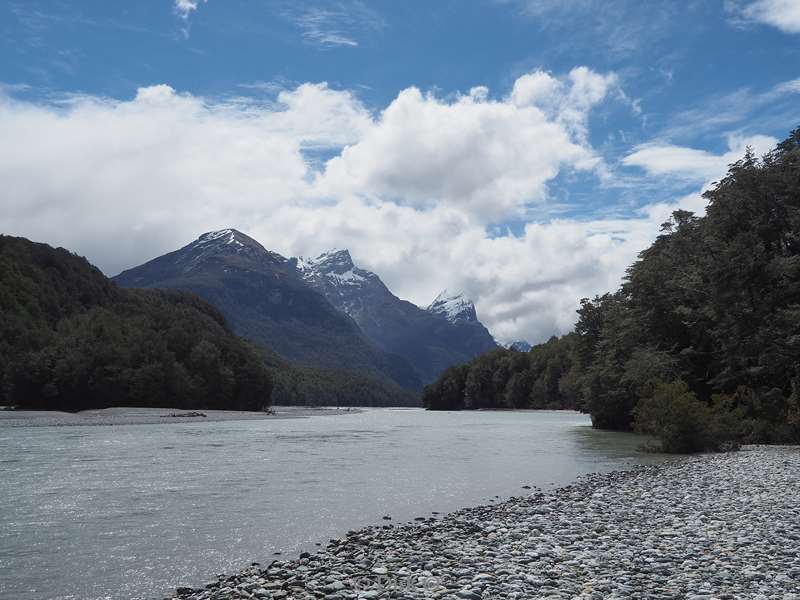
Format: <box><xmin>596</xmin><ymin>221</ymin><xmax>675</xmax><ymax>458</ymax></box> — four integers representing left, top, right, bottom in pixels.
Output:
<box><xmin>169</xmin><ymin>446</ymin><xmax>800</xmax><ymax>600</ymax></box>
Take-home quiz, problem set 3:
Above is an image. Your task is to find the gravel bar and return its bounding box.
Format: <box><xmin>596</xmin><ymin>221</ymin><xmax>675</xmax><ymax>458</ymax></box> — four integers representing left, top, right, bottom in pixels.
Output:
<box><xmin>170</xmin><ymin>446</ymin><xmax>800</xmax><ymax>600</ymax></box>
<box><xmin>0</xmin><ymin>406</ymin><xmax>362</xmax><ymax>427</ymax></box>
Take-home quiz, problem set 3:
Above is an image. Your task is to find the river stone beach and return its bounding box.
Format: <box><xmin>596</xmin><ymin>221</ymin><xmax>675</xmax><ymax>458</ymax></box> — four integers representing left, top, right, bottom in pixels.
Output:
<box><xmin>170</xmin><ymin>446</ymin><xmax>799</xmax><ymax>600</ymax></box>
<box><xmin>0</xmin><ymin>406</ymin><xmax>361</xmax><ymax>427</ymax></box>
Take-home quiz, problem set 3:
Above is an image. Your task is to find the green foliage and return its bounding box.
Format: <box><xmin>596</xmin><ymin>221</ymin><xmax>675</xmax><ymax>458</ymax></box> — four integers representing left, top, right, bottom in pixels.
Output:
<box><xmin>0</xmin><ymin>236</ymin><xmax>273</xmax><ymax>411</ymax></box>
<box><xmin>422</xmin><ymin>336</ymin><xmax>579</xmax><ymax>410</ymax></box>
<box><xmin>634</xmin><ymin>381</ymin><xmax>741</xmax><ymax>453</ymax></box>
<box><xmin>269</xmin><ymin>364</ymin><xmax>418</xmax><ymax>407</ymax></box>
<box><xmin>573</xmin><ymin>128</ymin><xmax>800</xmax><ymax>450</ymax></box>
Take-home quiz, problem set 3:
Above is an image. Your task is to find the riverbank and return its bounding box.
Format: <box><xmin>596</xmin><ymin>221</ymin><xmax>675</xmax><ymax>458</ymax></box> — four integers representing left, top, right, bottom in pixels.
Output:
<box><xmin>171</xmin><ymin>446</ymin><xmax>799</xmax><ymax>599</ymax></box>
<box><xmin>0</xmin><ymin>405</ymin><xmax>362</xmax><ymax>427</ymax></box>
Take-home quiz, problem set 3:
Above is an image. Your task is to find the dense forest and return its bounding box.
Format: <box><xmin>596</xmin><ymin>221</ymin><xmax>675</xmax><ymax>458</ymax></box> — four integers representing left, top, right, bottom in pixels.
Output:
<box><xmin>422</xmin><ymin>335</ymin><xmax>578</xmax><ymax>411</ymax></box>
<box><xmin>0</xmin><ymin>236</ymin><xmax>274</xmax><ymax>411</ymax></box>
<box><xmin>0</xmin><ymin>236</ymin><xmax>417</xmax><ymax>411</ymax></box>
<box><xmin>256</xmin><ymin>345</ymin><xmax>419</xmax><ymax>407</ymax></box>
<box><xmin>425</xmin><ymin>128</ymin><xmax>800</xmax><ymax>452</ymax></box>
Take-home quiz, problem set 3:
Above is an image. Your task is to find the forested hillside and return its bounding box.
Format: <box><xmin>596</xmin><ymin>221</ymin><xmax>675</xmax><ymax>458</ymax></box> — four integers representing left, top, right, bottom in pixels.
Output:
<box><xmin>0</xmin><ymin>236</ymin><xmax>418</xmax><ymax>410</ymax></box>
<box><xmin>425</xmin><ymin>129</ymin><xmax>800</xmax><ymax>452</ymax></box>
<box><xmin>422</xmin><ymin>335</ymin><xmax>578</xmax><ymax>411</ymax></box>
<box><xmin>255</xmin><ymin>344</ymin><xmax>419</xmax><ymax>407</ymax></box>
<box><xmin>0</xmin><ymin>236</ymin><xmax>274</xmax><ymax>411</ymax></box>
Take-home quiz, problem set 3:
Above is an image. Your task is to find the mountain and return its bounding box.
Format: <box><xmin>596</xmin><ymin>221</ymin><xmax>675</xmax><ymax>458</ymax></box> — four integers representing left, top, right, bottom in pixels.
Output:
<box><xmin>507</xmin><ymin>340</ymin><xmax>532</xmax><ymax>352</ymax></box>
<box><xmin>114</xmin><ymin>230</ymin><xmax>421</xmax><ymax>390</ymax></box>
<box><xmin>0</xmin><ymin>235</ymin><xmax>273</xmax><ymax>411</ymax></box>
<box><xmin>426</xmin><ymin>289</ymin><xmax>480</xmax><ymax>324</ymax></box>
<box><xmin>298</xmin><ymin>250</ymin><xmax>497</xmax><ymax>384</ymax></box>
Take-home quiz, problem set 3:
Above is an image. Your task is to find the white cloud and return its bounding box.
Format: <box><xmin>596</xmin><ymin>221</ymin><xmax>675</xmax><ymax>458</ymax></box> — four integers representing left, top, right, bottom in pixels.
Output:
<box><xmin>773</xmin><ymin>78</ymin><xmax>800</xmax><ymax>94</ymax></box>
<box><xmin>319</xmin><ymin>69</ymin><xmax>613</xmax><ymax>222</ymax></box>
<box><xmin>737</xmin><ymin>0</ymin><xmax>800</xmax><ymax>33</ymax></box>
<box><xmin>286</xmin><ymin>3</ymin><xmax>384</xmax><ymax>49</ymax></box>
<box><xmin>509</xmin><ymin>67</ymin><xmax>620</xmax><ymax>142</ymax></box>
<box><xmin>510</xmin><ymin>71</ymin><xmax>564</xmax><ymax>108</ymax></box>
<box><xmin>293</xmin><ymin>8</ymin><xmax>359</xmax><ymax>47</ymax></box>
<box><xmin>622</xmin><ymin>134</ymin><xmax>777</xmax><ymax>181</ymax></box>
<box><xmin>264</xmin><ymin>83</ymin><xmax>373</xmax><ymax>148</ymax></box>
<box><xmin>241</xmin><ymin>198</ymin><xmax>668</xmax><ymax>344</ymax></box>
<box><xmin>661</xmin><ymin>77</ymin><xmax>800</xmax><ymax>141</ymax></box>
<box><xmin>174</xmin><ymin>0</ymin><xmax>206</xmax><ymax>19</ymax></box>
<box><xmin>0</xmin><ymin>83</ymin><xmax>312</xmax><ymax>276</ymax></box>
<box><xmin>0</xmin><ymin>70</ymin><xmax>723</xmax><ymax>344</ymax></box>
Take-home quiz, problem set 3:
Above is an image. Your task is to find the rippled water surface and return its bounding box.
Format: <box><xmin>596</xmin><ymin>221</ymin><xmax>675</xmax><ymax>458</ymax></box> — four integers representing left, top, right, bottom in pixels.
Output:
<box><xmin>0</xmin><ymin>408</ymin><xmax>661</xmax><ymax>600</ymax></box>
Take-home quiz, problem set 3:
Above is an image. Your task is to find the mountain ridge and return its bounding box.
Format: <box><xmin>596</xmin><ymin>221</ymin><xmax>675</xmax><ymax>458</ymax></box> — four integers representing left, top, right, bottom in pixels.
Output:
<box><xmin>115</xmin><ymin>229</ymin><xmax>498</xmax><ymax>388</ymax></box>
<box><xmin>296</xmin><ymin>245</ymin><xmax>497</xmax><ymax>384</ymax></box>
<box><xmin>114</xmin><ymin>229</ymin><xmax>422</xmax><ymax>390</ymax></box>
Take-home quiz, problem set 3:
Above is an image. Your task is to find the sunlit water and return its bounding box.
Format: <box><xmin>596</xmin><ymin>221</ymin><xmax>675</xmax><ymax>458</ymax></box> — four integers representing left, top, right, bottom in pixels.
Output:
<box><xmin>0</xmin><ymin>409</ymin><xmax>664</xmax><ymax>600</ymax></box>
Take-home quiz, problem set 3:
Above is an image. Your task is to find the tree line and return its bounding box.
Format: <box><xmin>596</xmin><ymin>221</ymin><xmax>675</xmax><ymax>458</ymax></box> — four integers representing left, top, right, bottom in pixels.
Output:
<box><xmin>425</xmin><ymin>128</ymin><xmax>800</xmax><ymax>452</ymax></box>
<box><xmin>422</xmin><ymin>335</ymin><xmax>579</xmax><ymax>411</ymax></box>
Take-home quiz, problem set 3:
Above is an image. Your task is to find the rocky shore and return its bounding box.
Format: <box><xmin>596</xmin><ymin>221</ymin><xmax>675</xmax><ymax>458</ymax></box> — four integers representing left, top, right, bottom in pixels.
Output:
<box><xmin>0</xmin><ymin>405</ymin><xmax>362</xmax><ymax>427</ymax></box>
<box><xmin>170</xmin><ymin>446</ymin><xmax>800</xmax><ymax>600</ymax></box>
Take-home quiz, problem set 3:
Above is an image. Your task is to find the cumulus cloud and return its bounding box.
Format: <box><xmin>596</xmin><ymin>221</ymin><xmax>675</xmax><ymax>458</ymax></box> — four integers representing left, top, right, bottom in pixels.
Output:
<box><xmin>622</xmin><ymin>134</ymin><xmax>777</xmax><ymax>181</ymax></box>
<box><xmin>264</xmin><ymin>83</ymin><xmax>372</xmax><ymax>148</ymax></box>
<box><xmin>735</xmin><ymin>0</ymin><xmax>800</xmax><ymax>33</ymax></box>
<box><xmin>509</xmin><ymin>67</ymin><xmax>621</xmax><ymax>144</ymax></box>
<box><xmin>0</xmin><ymin>83</ymin><xmax>312</xmax><ymax>274</ymax></box>
<box><xmin>319</xmin><ymin>69</ymin><xmax>610</xmax><ymax>222</ymax></box>
<box><xmin>0</xmin><ymin>70</ymin><xmax>713</xmax><ymax>344</ymax></box>
<box><xmin>241</xmin><ymin>198</ymin><xmax>668</xmax><ymax>344</ymax></box>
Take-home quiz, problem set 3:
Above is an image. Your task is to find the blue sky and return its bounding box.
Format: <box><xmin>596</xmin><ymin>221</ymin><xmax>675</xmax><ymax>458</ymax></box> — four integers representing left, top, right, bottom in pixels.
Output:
<box><xmin>4</xmin><ymin>1</ymin><xmax>798</xmax><ymax>140</ymax></box>
<box><xmin>2</xmin><ymin>0</ymin><xmax>799</xmax><ymax>342</ymax></box>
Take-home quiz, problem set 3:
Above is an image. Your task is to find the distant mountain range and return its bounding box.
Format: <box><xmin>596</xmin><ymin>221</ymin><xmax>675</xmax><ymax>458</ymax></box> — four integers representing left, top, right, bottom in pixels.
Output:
<box><xmin>297</xmin><ymin>250</ymin><xmax>497</xmax><ymax>384</ymax></box>
<box><xmin>115</xmin><ymin>229</ymin><xmax>497</xmax><ymax>389</ymax></box>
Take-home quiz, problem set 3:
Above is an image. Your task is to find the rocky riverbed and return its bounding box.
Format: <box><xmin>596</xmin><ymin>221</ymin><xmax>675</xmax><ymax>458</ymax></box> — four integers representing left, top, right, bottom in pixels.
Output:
<box><xmin>170</xmin><ymin>446</ymin><xmax>800</xmax><ymax>600</ymax></box>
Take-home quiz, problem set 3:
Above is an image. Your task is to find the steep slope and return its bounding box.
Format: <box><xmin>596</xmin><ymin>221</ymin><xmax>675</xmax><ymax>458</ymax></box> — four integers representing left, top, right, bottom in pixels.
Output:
<box><xmin>114</xmin><ymin>230</ymin><xmax>421</xmax><ymax>390</ymax></box>
<box><xmin>298</xmin><ymin>250</ymin><xmax>497</xmax><ymax>384</ymax></box>
<box><xmin>0</xmin><ymin>235</ymin><xmax>273</xmax><ymax>411</ymax></box>
<box><xmin>426</xmin><ymin>289</ymin><xmax>480</xmax><ymax>323</ymax></box>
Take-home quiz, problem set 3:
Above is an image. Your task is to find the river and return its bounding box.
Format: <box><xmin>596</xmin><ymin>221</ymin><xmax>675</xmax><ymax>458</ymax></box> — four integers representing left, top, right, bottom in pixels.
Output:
<box><xmin>0</xmin><ymin>408</ymin><xmax>663</xmax><ymax>600</ymax></box>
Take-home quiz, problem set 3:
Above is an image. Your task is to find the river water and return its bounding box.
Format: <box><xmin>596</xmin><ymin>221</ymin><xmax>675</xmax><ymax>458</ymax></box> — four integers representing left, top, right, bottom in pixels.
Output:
<box><xmin>0</xmin><ymin>408</ymin><xmax>662</xmax><ymax>600</ymax></box>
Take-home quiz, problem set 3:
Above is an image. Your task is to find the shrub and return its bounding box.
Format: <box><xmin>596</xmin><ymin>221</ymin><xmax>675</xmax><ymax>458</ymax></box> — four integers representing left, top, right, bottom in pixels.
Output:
<box><xmin>634</xmin><ymin>380</ymin><xmax>741</xmax><ymax>453</ymax></box>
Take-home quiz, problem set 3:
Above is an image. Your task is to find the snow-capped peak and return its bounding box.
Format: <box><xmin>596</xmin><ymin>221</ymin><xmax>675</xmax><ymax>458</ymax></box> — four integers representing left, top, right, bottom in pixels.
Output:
<box><xmin>507</xmin><ymin>340</ymin><xmax>532</xmax><ymax>352</ymax></box>
<box><xmin>297</xmin><ymin>248</ymin><xmax>377</xmax><ymax>290</ymax></box>
<box><xmin>187</xmin><ymin>228</ymin><xmax>284</xmax><ymax>264</ymax></box>
<box><xmin>426</xmin><ymin>289</ymin><xmax>478</xmax><ymax>324</ymax></box>
<box><xmin>310</xmin><ymin>248</ymin><xmax>354</xmax><ymax>271</ymax></box>
<box><xmin>196</xmin><ymin>228</ymin><xmax>250</xmax><ymax>248</ymax></box>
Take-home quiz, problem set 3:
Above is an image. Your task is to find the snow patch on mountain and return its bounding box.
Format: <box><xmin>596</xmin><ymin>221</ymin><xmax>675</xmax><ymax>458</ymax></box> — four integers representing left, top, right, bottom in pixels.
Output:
<box><xmin>298</xmin><ymin>249</ymin><xmax>376</xmax><ymax>289</ymax></box>
<box><xmin>426</xmin><ymin>289</ymin><xmax>479</xmax><ymax>324</ymax></box>
<box><xmin>196</xmin><ymin>229</ymin><xmax>243</xmax><ymax>247</ymax></box>
<box><xmin>182</xmin><ymin>229</ymin><xmax>286</xmax><ymax>270</ymax></box>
